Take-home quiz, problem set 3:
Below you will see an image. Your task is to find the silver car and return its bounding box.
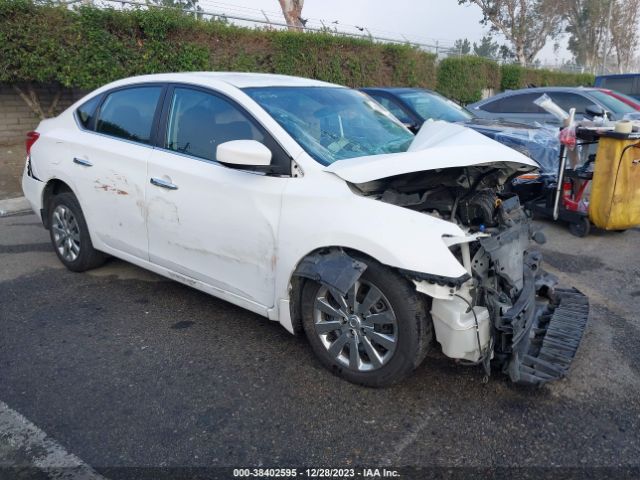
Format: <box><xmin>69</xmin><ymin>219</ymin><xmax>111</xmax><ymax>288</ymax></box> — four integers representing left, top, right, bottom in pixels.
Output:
<box><xmin>468</xmin><ymin>86</ymin><xmax>639</xmax><ymax>126</ymax></box>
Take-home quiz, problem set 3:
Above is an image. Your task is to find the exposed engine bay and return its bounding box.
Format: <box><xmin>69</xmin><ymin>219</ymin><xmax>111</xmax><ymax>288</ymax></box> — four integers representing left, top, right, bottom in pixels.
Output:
<box><xmin>353</xmin><ymin>165</ymin><xmax>519</xmax><ymax>229</ymax></box>
<box><xmin>352</xmin><ymin>166</ymin><xmax>590</xmax><ymax>385</ymax></box>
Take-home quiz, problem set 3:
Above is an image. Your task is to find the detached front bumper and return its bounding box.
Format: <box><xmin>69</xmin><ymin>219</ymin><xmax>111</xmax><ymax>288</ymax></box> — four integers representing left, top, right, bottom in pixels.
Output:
<box><xmin>495</xmin><ymin>253</ymin><xmax>590</xmax><ymax>385</ymax></box>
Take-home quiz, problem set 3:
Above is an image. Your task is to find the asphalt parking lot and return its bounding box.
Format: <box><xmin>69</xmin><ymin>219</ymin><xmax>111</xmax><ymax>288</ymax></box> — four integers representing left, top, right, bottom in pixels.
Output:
<box><xmin>1</xmin><ymin>212</ymin><xmax>639</xmax><ymax>478</ymax></box>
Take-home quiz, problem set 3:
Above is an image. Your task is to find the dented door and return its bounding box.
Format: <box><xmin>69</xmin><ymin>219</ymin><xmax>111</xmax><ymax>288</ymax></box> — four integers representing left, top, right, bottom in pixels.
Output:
<box><xmin>68</xmin><ymin>85</ymin><xmax>164</xmax><ymax>260</ymax></box>
<box><xmin>146</xmin><ymin>150</ymin><xmax>286</xmax><ymax>307</ymax></box>
<box><xmin>69</xmin><ymin>133</ymin><xmax>153</xmax><ymax>260</ymax></box>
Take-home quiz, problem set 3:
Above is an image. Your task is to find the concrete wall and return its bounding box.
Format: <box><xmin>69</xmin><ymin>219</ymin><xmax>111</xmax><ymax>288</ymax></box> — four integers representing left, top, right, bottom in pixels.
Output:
<box><xmin>0</xmin><ymin>84</ymin><xmax>86</xmax><ymax>146</ymax></box>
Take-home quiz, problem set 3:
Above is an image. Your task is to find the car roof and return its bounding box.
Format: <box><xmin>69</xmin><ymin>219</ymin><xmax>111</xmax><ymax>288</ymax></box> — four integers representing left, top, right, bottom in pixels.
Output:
<box><xmin>469</xmin><ymin>86</ymin><xmax>599</xmax><ymax>106</ymax></box>
<box><xmin>596</xmin><ymin>73</ymin><xmax>640</xmax><ymax>79</ymax></box>
<box><xmin>104</xmin><ymin>72</ymin><xmax>341</xmax><ymax>89</ymax></box>
<box><xmin>360</xmin><ymin>87</ymin><xmax>436</xmax><ymax>95</ymax></box>
<box><xmin>497</xmin><ymin>86</ymin><xmax>598</xmax><ymax>95</ymax></box>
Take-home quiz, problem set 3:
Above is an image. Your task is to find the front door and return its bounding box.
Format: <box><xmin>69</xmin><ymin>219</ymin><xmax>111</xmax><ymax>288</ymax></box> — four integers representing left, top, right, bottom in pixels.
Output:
<box><xmin>146</xmin><ymin>86</ymin><xmax>289</xmax><ymax>308</ymax></box>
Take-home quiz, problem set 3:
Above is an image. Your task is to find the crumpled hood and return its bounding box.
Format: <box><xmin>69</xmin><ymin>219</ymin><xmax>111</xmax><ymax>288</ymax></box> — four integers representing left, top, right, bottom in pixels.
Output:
<box><xmin>325</xmin><ymin>120</ymin><xmax>539</xmax><ymax>184</ymax></box>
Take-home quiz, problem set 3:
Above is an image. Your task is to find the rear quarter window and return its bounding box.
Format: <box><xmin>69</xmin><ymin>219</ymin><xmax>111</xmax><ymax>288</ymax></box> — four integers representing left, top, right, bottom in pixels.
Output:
<box><xmin>76</xmin><ymin>95</ymin><xmax>101</xmax><ymax>129</ymax></box>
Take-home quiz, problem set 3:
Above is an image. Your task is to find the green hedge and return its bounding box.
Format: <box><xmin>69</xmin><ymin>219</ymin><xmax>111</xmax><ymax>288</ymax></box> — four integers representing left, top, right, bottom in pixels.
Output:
<box><xmin>436</xmin><ymin>56</ymin><xmax>501</xmax><ymax>104</ymax></box>
<box><xmin>436</xmin><ymin>56</ymin><xmax>594</xmax><ymax>104</ymax></box>
<box><xmin>0</xmin><ymin>0</ymin><xmax>437</xmax><ymax>89</ymax></box>
<box><xmin>500</xmin><ymin>65</ymin><xmax>595</xmax><ymax>91</ymax></box>
<box><xmin>0</xmin><ymin>0</ymin><xmax>593</xmax><ymax>103</ymax></box>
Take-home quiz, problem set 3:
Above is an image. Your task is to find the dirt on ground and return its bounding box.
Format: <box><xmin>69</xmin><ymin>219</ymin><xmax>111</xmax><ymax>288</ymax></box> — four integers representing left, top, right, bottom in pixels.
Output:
<box><xmin>0</xmin><ymin>144</ymin><xmax>25</xmax><ymax>201</ymax></box>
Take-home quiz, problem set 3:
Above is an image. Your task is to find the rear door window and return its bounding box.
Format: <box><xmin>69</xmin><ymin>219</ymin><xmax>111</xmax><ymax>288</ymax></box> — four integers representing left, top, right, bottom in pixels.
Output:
<box><xmin>96</xmin><ymin>86</ymin><xmax>163</xmax><ymax>144</ymax></box>
<box><xmin>480</xmin><ymin>93</ymin><xmax>546</xmax><ymax>113</ymax></box>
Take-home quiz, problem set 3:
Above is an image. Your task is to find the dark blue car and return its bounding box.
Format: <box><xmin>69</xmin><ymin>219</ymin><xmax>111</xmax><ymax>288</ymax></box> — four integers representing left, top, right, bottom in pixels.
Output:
<box><xmin>595</xmin><ymin>73</ymin><xmax>640</xmax><ymax>101</ymax></box>
<box><xmin>360</xmin><ymin>87</ymin><xmax>560</xmax><ymax>175</ymax></box>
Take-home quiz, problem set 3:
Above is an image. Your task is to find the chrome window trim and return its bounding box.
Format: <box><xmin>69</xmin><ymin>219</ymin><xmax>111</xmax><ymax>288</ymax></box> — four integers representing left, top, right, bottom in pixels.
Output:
<box><xmin>153</xmin><ymin>145</ymin><xmax>276</xmax><ymax>177</ymax></box>
<box><xmin>71</xmin><ymin>81</ymin><xmax>296</xmax><ymax>176</ymax></box>
<box><xmin>72</xmin><ymin>120</ymin><xmax>157</xmax><ymax>151</ymax></box>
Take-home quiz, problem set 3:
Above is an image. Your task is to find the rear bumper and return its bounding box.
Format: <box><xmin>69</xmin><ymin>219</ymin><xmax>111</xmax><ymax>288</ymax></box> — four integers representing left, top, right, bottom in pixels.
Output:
<box><xmin>21</xmin><ymin>164</ymin><xmax>45</xmax><ymax>222</ymax></box>
<box><xmin>495</xmin><ymin>254</ymin><xmax>590</xmax><ymax>385</ymax></box>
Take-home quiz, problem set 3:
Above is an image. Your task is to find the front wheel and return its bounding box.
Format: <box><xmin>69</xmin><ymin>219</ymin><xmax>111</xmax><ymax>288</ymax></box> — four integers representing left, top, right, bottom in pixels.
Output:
<box><xmin>48</xmin><ymin>192</ymin><xmax>106</xmax><ymax>272</ymax></box>
<box><xmin>301</xmin><ymin>258</ymin><xmax>432</xmax><ymax>387</ymax></box>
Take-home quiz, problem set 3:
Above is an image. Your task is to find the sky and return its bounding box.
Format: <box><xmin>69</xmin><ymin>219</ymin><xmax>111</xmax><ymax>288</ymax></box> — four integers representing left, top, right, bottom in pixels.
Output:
<box><xmin>195</xmin><ymin>0</ymin><xmax>571</xmax><ymax>65</ymax></box>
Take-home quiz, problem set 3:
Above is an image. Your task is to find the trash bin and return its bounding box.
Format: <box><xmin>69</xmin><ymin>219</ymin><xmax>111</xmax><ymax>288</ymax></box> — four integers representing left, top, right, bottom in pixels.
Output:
<box><xmin>589</xmin><ymin>134</ymin><xmax>640</xmax><ymax>230</ymax></box>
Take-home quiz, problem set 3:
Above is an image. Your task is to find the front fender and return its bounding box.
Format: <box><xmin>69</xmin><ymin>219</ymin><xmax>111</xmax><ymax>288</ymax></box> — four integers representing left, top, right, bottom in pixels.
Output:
<box><xmin>274</xmin><ymin>175</ymin><xmax>469</xmax><ymax>312</ymax></box>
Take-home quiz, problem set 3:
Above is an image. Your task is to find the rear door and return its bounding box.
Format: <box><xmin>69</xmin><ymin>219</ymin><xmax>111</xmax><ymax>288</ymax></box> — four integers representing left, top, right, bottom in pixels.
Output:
<box><xmin>69</xmin><ymin>84</ymin><xmax>164</xmax><ymax>259</ymax></box>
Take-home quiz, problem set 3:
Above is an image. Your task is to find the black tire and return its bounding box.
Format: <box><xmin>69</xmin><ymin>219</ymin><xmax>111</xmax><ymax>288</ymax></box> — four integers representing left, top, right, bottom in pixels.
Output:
<box><xmin>48</xmin><ymin>192</ymin><xmax>106</xmax><ymax>272</ymax></box>
<box><xmin>301</xmin><ymin>258</ymin><xmax>432</xmax><ymax>387</ymax></box>
<box><xmin>568</xmin><ymin>217</ymin><xmax>590</xmax><ymax>238</ymax></box>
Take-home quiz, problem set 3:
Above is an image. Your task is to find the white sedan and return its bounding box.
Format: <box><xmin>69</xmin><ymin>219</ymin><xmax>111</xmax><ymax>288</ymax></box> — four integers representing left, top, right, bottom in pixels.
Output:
<box><xmin>22</xmin><ymin>73</ymin><xmax>588</xmax><ymax>386</ymax></box>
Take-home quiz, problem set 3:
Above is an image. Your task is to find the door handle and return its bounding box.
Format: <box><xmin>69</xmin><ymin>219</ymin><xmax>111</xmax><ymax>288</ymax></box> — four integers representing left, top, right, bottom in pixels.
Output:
<box><xmin>73</xmin><ymin>157</ymin><xmax>93</xmax><ymax>167</ymax></box>
<box><xmin>150</xmin><ymin>177</ymin><xmax>178</xmax><ymax>190</ymax></box>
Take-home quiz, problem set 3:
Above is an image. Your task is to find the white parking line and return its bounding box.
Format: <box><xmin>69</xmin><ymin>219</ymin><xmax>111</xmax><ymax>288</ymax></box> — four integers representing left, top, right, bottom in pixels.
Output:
<box><xmin>0</xmin><ymin>400</ymin><xmax>105</xmax><ymax>480</ymax></box>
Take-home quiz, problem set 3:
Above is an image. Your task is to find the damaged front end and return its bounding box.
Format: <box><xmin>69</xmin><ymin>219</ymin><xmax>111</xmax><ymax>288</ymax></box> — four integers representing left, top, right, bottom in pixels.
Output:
<box><xmin>322</xmin><ymin>121</ymin><xmax>589</xmax><ymax>385</ymax></box>
<box><xmin>354</xmin><ymin>164</ymin><xmax>589</xmax><ymax>386</ymax></box>
<box><xmin>455</xmin><ymin>195</ymin><xmax>589</xmax><ymax>385</ymax></box>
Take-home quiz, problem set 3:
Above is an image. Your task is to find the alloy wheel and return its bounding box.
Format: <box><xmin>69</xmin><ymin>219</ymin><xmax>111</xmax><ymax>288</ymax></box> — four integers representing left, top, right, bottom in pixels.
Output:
<box><xmin>312</xmin><ymin>280</ymin><xmax>398</xmax><ymax>372</ymax></box>
<box><xmin>52</xmin><ymin>204</ymin><xmax>81</xmax><ymax>262</ymax></box>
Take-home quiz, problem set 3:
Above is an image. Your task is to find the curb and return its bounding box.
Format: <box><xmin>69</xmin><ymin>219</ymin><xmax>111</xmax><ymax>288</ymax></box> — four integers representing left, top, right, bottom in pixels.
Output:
<box><xmin>0</xmin><ymin>196</ymin><xmax>31</xmax><ymax>217</ymax></box>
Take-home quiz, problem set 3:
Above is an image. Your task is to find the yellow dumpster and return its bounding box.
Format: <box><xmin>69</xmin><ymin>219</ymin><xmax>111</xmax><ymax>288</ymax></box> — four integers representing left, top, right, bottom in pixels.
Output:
<box><xmin>589</xmin><ymin>135</ymin><xmax>640</xmax><ymax>230</ymax></box>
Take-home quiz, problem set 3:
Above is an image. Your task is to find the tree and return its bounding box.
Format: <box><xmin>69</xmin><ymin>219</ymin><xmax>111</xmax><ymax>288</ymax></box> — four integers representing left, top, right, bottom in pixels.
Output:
<box><xmin>453</xmin><ymin>38</ymin><xmax>472</xmax><ymax>55</ymax></box>
<box><xmin>147</xmin><ymin>0</ymin><xmax>203</xmax><ymax>18</ymax></box>
<box><xmin>473</xmin><ymin>35</ymin><xmax>499</xmax><ymax>59</ymax></box>
<box><xmin>562</xmin><ymin>0</ymin><xmax>611</xmax><ymax>73</ymax></box>
<box><xmin>609</xmin><ymin>0</ymin><xmax>640</xmax><ymax>72</ymax></box>
<box><xmin>563</xmin><ymin>0</ymin><xmax>640</xmax><ymax>73</ymax></box>
<box><xmin>458</xmin><ymin>0</ymin><xmax>565</xmax><ymax>65</ymax></box>
<box><xmin>278</xmin><ymin>0</ymin><xmax>305</xmax><ymax>31</ymax></box>
<box><xmin>148</xmin><ymin>0</ymin><xmax>198</xmax><ymax>10</ymax></box>
<box><xmin>499</xmin><ymin>45</ymin><xmax>516</xmax><ymax>61</ymax></box>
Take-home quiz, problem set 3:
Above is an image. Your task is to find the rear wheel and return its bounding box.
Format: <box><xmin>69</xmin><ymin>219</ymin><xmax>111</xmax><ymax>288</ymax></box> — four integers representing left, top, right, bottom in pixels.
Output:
<box><xmin>301</xmin><ymin>258</ymin><xmax>431</xmax><ymax>387</ymax></box>
<box><xmin>49</xmin><ymin>192</ymin><xmax>106</xmax><ymax>272</ymax></box>
<box><xmin>568</xmin><ymin>217</ymin><xmax>590</xmax><ymax>238</ymax></box>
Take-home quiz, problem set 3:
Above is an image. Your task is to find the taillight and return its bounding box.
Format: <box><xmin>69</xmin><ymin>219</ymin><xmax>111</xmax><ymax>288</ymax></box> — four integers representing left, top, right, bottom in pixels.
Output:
<box><xmin>25</xmin><ymin>131</ymin><xmax>40</xmax><ymax>156</ymax></box>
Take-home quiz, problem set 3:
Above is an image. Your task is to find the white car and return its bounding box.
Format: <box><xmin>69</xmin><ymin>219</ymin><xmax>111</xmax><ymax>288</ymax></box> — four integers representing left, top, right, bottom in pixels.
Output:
<box><xmin>22</xmin><ymin>73</ymin><xmax>589</xmax><ymax>386</ymax></box>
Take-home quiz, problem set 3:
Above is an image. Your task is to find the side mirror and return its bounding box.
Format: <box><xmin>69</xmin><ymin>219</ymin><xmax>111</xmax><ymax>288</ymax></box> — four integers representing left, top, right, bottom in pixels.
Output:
<box><xmin>585</xmin><ymin>104</ymin><xmax>607</xmax><ymax>118</ymax></box>
<box><xmin>216</xmin><ymin>140</ymin><xmax>272</xmax><ymax>167</ymax></box>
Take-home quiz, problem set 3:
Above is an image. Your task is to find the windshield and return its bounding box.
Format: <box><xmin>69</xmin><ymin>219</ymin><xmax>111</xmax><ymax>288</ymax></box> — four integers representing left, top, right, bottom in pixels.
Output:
<box><xmin>244</xmin><ymin>87</ymin><xmax>414</xmax><ymax>165</ymax></box>
<box><xmin>397</xmin><ymin>90</ymin><xmax>474</xmax><ymax>122</ymax></box>
<box><xmin>589</xmin><ymin>90</ymin><xmax>638</xmax><ymax>115</ymax></box>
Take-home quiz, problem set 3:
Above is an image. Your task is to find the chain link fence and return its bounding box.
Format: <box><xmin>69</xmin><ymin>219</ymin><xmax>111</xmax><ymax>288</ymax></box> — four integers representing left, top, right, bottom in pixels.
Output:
<box><xmin>60</xmin><ymin>0</ymin><xmax>589</xmax><ymax>72</ymax></box>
